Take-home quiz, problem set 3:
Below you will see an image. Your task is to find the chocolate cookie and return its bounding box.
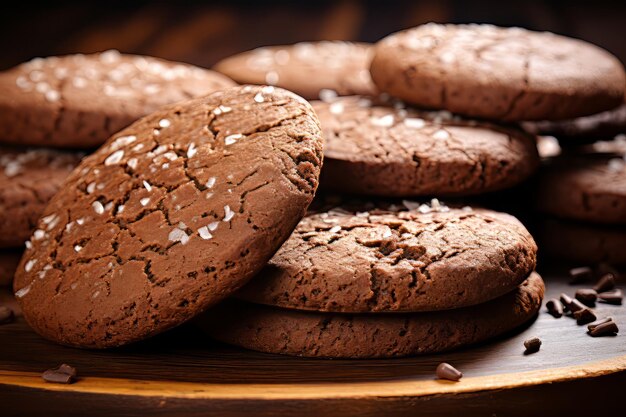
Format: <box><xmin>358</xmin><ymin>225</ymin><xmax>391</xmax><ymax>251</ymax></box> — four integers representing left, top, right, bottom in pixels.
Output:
<box><xmin>537</xmin><ymin>153</ymin><xmax>626</xmax><ymax>224</ymax></box>
<box><xmin>0</xmin><ymin>250</ymin><xmax>21</xmax><ymax>286</ymax></box>
<box><xmin>13</xmin><ymin>85</ymin><xmax>324</xmax><ymax>348</ymax></box>
<box><xmin>313</xmin><ymin>96</ymin><xmax>539</xmax><ymax>196</ymax></box>
<box><xmin>0</xmin><ymin>147</ymin><xmax>82</xmax><ymax>248</ymax></box>
<box><xmin>0</xmin><ymin>51</ymin><xmax>235</xmax><ymax>148</ymax></box>
<box><xmin>237</xmin><ymin>203</ymin><xmax>537</xmax><ymax>312</ymax></box>
<box><xmin>539</xmin><ymin>218</ymin><xmax>626</xmax><ymax>265</ymax></box>
<box><xmin>204</xmin><ymin>272</ymin><xmax>544</xmax><ymax>358</ymax></box>
<box><xmin>214</xmin><ymin>42</ymin><xmax>376</xmax><ymax>100</ymax></box>
<box><xmin>370</xmin><ymin>24</ymin><xmax>625</xmax><ymax>121</ymax></box>
<box><xmin>524</xmin><ymin>102</ymin><xmax>626</xmax><ymax>144</ymax></box>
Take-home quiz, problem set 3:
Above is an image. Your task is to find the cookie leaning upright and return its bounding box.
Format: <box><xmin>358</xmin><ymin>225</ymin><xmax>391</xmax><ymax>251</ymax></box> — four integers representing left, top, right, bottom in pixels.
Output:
<box><xmin>0</xmin><ymin>50</ymin><xmax>235</xmax><ymax>148</ymax></box>
<box><xmin>13</xmin><ymin>85</ymin><xmax>324</xmax><ymax>348</ymax></box>
<box><xmin>370</xmin><ymin>24</ymin><xmax>625</xmax><ymax>121</ymax></box>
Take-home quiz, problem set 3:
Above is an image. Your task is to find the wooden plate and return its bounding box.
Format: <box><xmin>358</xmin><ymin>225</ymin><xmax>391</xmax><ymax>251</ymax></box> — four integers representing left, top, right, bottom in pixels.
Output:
<box><xmin>1</xmin><ymin>265</ymin><xmax>624</xmax><ymax>416</ymax></box>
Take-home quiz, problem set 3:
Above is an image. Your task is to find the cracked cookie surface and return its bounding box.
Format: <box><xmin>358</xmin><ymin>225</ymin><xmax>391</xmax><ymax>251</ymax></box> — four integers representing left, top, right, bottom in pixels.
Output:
<box><xmin>214</xmin><ymin>42</ymin><xmax>376</xmax><ymax>100</ymax></box>
<box><xmin>0</xmin><ymin>50</ymin><xmax>235</xmax><ymax>148</ymax></box>
<box><xmin>537</xmin><ymin>152</ymin><xmax>626</xmax><ymax>224</ymax></box>
<box><xmin>203</xmin><ymin>272</ymin><xmax>544</xmax><ymax>358</ymax></box>
<box><xmin>0</xmin><ymin>147</ymin><xmax>82</xmax><ymax>248</ymax></box>
<box><xmin>313</xmin><ymin>96</ymin><xmax>539</xmax><ymax>196</ymax></box>
<box><xmin>237</xmin><ymin>204</ymin><xmax>537</xmax><ymax>312</ymax></box>
<box><xmin>13</xmin><ymin>85</ymin><xmax>324</xmax><ymax>348</ymax></box>
<box><xmin>370</xmin><ymin>24</ymin><xmax>625</xmax><ymax>121</ymax></box>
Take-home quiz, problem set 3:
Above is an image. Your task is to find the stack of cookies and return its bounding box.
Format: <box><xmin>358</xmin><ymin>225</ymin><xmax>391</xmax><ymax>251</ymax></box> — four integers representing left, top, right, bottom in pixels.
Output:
<box><xmin>0</xmin><ymin>50</ymin><xmax>234</xmax><ymax>287</ymax></box>
<box><xmin>6</xmin><ymin>24</ymin><xmax>625</xmax><ymax>359</ymax></box>
<box><xmin>199</xmin><ymin>23</ymin><xmax>623</xmax><ymax>358</ymax></box>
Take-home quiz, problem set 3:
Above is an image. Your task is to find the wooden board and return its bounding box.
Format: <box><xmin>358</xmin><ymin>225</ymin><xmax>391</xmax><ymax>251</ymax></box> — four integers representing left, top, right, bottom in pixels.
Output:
<box><xmin>0</xmin><ymin>264</ymin><xmax>624</xmax><ymax>416</ymax></box>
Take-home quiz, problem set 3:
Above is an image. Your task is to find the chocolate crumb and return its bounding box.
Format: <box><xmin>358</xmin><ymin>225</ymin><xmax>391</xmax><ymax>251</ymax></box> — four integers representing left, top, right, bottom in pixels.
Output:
<box><xmin>560</xmin><ymin>293</ymin><xmax>574</xmax><ymax>311</ymax></box>
<box><xmin>42</xmin><ymin>364</ymin><xmax>77</xmax><ymax>384</ymax></box>
<box><xmin>0</xmin><ymin>306</ymin><xmax>14</xmax><ymax>324</ymax></box>
<box><xmin>587</xmin><ymin>317</ymin><xmax>613</xmax><ymax>332</ymax></box>
<box><xmin>546</xmin><ymin>299</ymin><xmax>564</xmax><ymax>318</ymax></box>
<box><xmin>573</xmin><ymin>308</ymin><xmax>597</xmax><ymax>325</ymax></box>
<box><xmin>598</xmin><ymin>289</ymin><xmax>623</xmax><ymax>305</ymax></box>
<box><xmin>589</xmin><ymin>321</ymin><xmax>619</xmax><ymax>337</ymax></box>
<box><xmin>594</xmin><ymin>273</ymin><xmax>616</xmax><ymax>293</ymax></box>
<box><xmin>575</xmin><ymin>288</ymin><xmax>597</xmax><ymax>307</ymax></box>
<box><xmin>569</xmin><ymin>266</ymin><xmax>593</xmax><ymax>284</ymax></box>
<box><xmin>436</xmin><ymin>362</ymin><xmax>463</xmax><ymax>381</ymax></box>
<box><xmin>524</xmin><ymin>337</ymin><xmax>542</xmax><ymax>354</ymax></box>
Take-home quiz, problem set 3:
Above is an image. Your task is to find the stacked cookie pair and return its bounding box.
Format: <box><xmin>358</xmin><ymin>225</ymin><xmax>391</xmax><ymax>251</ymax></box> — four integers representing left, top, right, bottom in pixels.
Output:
<box><xmin>0</xmin><ymin>51</ymin><xmax>235</xmax><ymax>286</ymax></box>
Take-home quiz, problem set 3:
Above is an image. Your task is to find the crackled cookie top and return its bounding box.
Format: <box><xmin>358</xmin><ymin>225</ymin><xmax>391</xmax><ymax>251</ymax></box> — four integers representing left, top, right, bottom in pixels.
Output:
<box><xmin>13</xmin><ymin>85</ymin><xmax>323</xmax><ymax>348</ymax></box>
<box><xmin>370</xmin><ymin>23</ymin><xmax>625</xmax><ymax>121</ymax></box>
<box><xmin>312</xmin><ymin>96</ymin><xmax>539</xmax><ymax>196</ymax></box>
<box><xmin>214</xmin><ymin>41</ymin><xmax>376</xmax><ymax>99</ymax></box>
<box><xmin>0</xmin><ymin>147</ymin><xmax>83</xmax><ymax>248</ymax></box>
<box><xmin>237</xmin><ymin>201</ymin><xmax>537</xmax><ymax>312</ymax></box>
<box><xmin>0</xmin><ymin>50</ymin><xmax>235</xmax><ymax>148</ymax></box>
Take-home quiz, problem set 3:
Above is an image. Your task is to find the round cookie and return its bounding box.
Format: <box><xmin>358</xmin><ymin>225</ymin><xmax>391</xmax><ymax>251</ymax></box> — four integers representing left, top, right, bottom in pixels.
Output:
<box><xmin>370</xmin><ymin>23</ymin><xmax>625</xmax><ymax>121</ymax></box>
<box><xmin>204</xmin><ymin>272</ymin><xmax>544</xmax><ymax>358</ymax></box>
<box><xmin>524</xmin><ymin>102</ymin><xmax>626</xmax><ymax>144</ymax></box>
<box><xmin>539</xmin><ymin>218</ymin><xmax>626</xmax><ymax>265</ymax></box>
<box><xmin>214</xmin><ymin>42</ymin><xmax>376</xmax><ymax>100</ymax></box>
<box><xmin>313</xmin><ymin>96</ymin><xmax>540</xmax><ymax>196</ymax></box>
<box><xmin>0</xmin><ymin>250</ymin><xmax>22</xmax><ymax>286</ymax></box>
<box><xmin>237</xmin><ymin>202</ymin><xmax>537</xmax><ymax>312</ymax></box>
<box><xmin>0</xmin><ymin>147</ymin><xmax>83</xmax><ymax>248</ymax></box>
<box><xmin>537</xmin><ymin>152</ymin><xmax>626</xmax><ymax>224</ymax></box>
<box><xmin>0</xmin><ymin>50</ymin><xmax>235</xmax><ymax>148</ymax></box>
<box><xmin>13</xmin><ymin>85</ymin><xmax>324</xmax><ymax>348</ymax></box>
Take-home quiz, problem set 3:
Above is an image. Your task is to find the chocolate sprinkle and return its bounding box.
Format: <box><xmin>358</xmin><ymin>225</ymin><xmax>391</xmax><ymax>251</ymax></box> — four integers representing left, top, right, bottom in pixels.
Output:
<box><xmin>569</xmin><ymin>266</ymin><xmax>594</xmax><ymax>284</ymax></box>
<box><xmin>436</xmin><ymin>362</ymin><xmax>463</xmax><ymax>381</ymax></box>
<box><xmin>546</xmin><ymin>299</ymin><xmax>564</xmax><ymax>318</ymax></box>
<box><xmin>573</xmin><ymin>308</ymin><xmax>597</xmax><ymax>325</ymax></box>
<box><xmin>524</xmin><ymin>337</ymin><xmax>542</xmax><ymax>354</ymax></box>
<box><xmin>589</xmin><ymin>321</ymin><xmax>619</xmax><ymax>337</ymax></box>
<box><xmin>575</xmin><ymin>288</ymin><xmax>597</xmax><ymax>307</ymax></box>
<box><xmin>42</xmin><ymin>364</ymin><xmax>77</xmax><ymax>384</ymax></box>
<box><xmin>593</xmin><ymin>273</ymin><xmax>616</xmax><ymax>293</ymax></box>
<box><xmin>587</xmin><ymin>317</ymin><xmax>613</xmax><ymax>331</ymax></box>
<box><xmin>598</xmin><ymin>289</ymin><xmax>623</xmax><ymax>305</ymax></box>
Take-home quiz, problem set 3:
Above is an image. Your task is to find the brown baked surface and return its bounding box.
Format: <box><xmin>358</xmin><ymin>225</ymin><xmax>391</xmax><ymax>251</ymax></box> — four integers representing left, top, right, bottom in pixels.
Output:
<box><xmin>13</xmin><ymin>85</ymin><xmax>323</xmax><ymax>348</ymax></box>
<box><xmin>0</xmin><ymin>51</ymin><xmax>235</xmax><ymax>148</ymax></box>
<box><xmin>237</xmin><ymin>204</ymin><xmax>537</xmax><ymax>312</ymax></box>
<box><xmin>370</xmin><ymin>24</ymin><xmax>625</xmax><ymax>121</ymax></box>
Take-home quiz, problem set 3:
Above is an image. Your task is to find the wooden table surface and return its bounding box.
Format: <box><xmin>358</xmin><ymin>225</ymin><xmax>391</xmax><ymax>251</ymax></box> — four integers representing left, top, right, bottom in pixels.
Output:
<box><xmin>0</xmin><ymin>264</ymin><xmax>624</xmax><ymax>416</ymax></box>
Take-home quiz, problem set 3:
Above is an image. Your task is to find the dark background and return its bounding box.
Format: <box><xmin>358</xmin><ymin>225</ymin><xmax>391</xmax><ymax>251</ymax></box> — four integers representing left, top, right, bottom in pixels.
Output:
<box><xmin>0</xmin><ymin>0</ymin><xmax>624</xmax><ymax>71</ymax></box>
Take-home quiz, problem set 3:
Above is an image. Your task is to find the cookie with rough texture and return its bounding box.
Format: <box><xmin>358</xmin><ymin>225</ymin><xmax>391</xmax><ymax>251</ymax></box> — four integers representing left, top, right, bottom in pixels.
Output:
<box><xmin>0</xmin><ymin>250</ymin><xmax>21</xmax><ymax>286</ymax></box>
<box><xmin>0</xmin><ymin>147</ymin><xmax>82</xmax><ymax>248</ymax></box>
<box><xmin>524</xmin><ymin>102</ymin><xmax>626</xmax><ymax>144</ymax></box>
<box><xmin>539</xmin><ymin>218</ymin><xmax>626</xmax><ymax>265</ymax></box>
<box><xmin>13</xmin><ymin>85</ymin><xmax>324</xmax><ymax>348</ymax></box>
<box><xmin>537</xmin><ymin>152</ymin><xmax>626</xmax><ymax>224</ymax></box>
<box><xmin>204</xmin><ymin>272</ymin><xmax>544</xmax><ymax>358</ymax></box>
<box><xmin>214</xmin><ymin>42</ymin><xmax>376</xmax><ymax>100</ymax></box>
<box><xmin>0</xmin><ymin>50</ymin><xmax>235</xmax><ymax>148</ymax></box>
<box><xmin>238</xmin><ymin>203</ymin><xmax>537</xmax><ymax>312</ymax></box>
<box><xmin>371</xmin><ymin>24</ymin><xmax>625</xmax><ymax>121</ymax></box>
<box><xmin>313</xmin><ymin>96</ymin><xmax>539</xmax><ymax>196</ymax></box>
